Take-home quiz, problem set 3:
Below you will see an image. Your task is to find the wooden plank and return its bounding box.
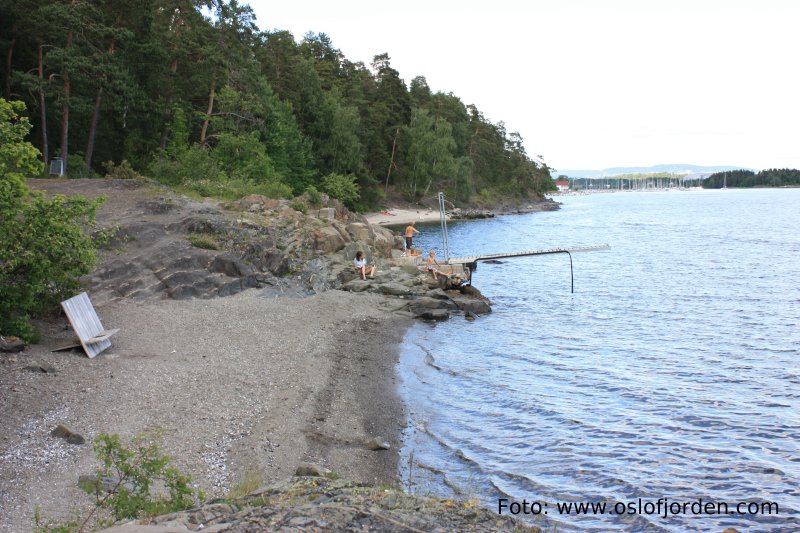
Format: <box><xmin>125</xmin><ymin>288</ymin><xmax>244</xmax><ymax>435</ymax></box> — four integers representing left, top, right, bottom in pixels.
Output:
<box><xmin>447</xmin><ymin>244</ymin><xmax>609</xmax><ymax>264</ymax></box>
<box><xmin>87</xmin><ymin>329</ymin><xmax>120</xmax><ymax>344</ymax></box>
<box><xmin>60</xmin><ymin>292</ymin><xmax>114</xmax><ymax>358</ymax></box>
<box><xmin>51</xmin><ymin>340</ymin><xmax>82</xmax><ymax>352</ymax></box>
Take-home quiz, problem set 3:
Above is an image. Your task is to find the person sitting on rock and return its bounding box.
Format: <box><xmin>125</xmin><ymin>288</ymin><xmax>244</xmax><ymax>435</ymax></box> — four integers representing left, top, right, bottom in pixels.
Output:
<box><xmin>425</xmin><ymin>250</ymin><xmax>448</xmax><ymax>281</ymax></box>
<box><xmin>354</xmin><ymin>251</ymin><xmax>375</xmax><ymax>280</ymax></box>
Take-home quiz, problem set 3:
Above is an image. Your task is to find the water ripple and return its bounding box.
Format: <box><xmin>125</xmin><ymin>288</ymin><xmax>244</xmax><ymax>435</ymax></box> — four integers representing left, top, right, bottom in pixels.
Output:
<box><xmin>400</xmin><ymin>189</ymin><xmax>800</xmax><ymax>532</ymax></box>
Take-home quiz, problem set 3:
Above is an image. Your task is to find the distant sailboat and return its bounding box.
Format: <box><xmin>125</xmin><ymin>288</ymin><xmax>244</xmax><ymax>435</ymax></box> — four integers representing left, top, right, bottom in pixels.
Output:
<box><xmin>722</xmin><ymin>171</ymin><xmax>728</xmax><ymax>190</ymax></box>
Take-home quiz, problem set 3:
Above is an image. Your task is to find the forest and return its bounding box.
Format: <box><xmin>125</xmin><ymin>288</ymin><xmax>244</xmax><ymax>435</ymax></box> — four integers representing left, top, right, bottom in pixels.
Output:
<box><xmin>703</xmin><ymin>169</ymin><xmax>800</xmax><ymax>189</ymax></box>
<box><xmin>0</xmin><ymin>0</ymin><xmax>555</xmax><ymax>210</ymax></box>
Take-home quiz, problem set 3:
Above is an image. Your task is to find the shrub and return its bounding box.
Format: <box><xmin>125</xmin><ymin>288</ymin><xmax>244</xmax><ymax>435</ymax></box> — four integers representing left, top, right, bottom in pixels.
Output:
<box><xmin>0</xmin><ymin>99</ymin><xmax>103</xmax><ymax>341</ymax></box>
<box><xmin>34</xmin><ymin>431</ymin><xmax>202</xmax><ymax>532</ymax></box>
<box><xmin>305</xmin><ymin>184</ymin><xmax>321</xmax><ymax>207</ymax></box>
<box><xmin>320</xmin><ymin>172</ymin><xmax>359</xmax><ymax>209</ymax></box>
<box><xmin>102</xmin><ymin>160</ymin><xmax>146</xmax><ymax>181</ymax></box>
<box><xmin>289</xmin><ymin>197</ymin><xmax>307</xmax><ymax>213</ymax></box>
<box><xmin>187</xmin><ymin>233</ymin><xmax>219</xmax><ymax>250</ymax></box>
<box><xmin>66</xmin><ymin>153</ymin><xmax>95</xmax><ymax>179</ymax></box>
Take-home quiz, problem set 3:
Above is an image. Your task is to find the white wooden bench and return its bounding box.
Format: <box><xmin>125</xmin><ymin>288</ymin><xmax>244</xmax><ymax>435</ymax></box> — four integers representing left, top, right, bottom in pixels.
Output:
<box><xmin>60</xmin><ymin>292</ymin><xmax>119</xmax><ymax>358</ymax></box>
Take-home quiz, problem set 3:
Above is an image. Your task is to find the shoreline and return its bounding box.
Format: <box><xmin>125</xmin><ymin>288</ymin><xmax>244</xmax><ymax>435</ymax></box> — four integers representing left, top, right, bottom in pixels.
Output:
<box><xmin>0</xmin><ymin>289</ymin><xmax>412</xmax><ymax>530</ymax></box>
<box><xmin>365</xmin><ymin>197</ymin><xmax>561</xmax><ymax>227</ymax></box>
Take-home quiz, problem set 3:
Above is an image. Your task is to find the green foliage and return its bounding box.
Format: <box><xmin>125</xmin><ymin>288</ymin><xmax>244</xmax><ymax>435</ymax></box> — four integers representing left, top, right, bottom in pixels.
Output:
<box><xmin>34</xmin><ymin>431</ymin><xmax>202</xmax><ymax>532</ymax></box>
<box><xmin>320</xmin><ymin>172</ymin><xmax>360</xmax><ymax>208</ymax></box>
<box><xmin>704</xmin><ymin>168</ymin><xmax>800</xmax><ymax>188</ymax></box>
<box><xmin>0</xmin><ymin>99</ymin><xmax>43</xmax><ymax>197</ymax></box>
<box><xmin>288</xmin><ymin>197</ymin><xmax>307</xmax><ymax>213</ymax></box>
<box><xmin>102</xmin><ymin>160</ymin><xmax>145</xmax><ymax>181</ymax></box>
<box><xmin>187</xmin><ymin>233</ymin><xmax>220</xmax><ymax>250</ymax></box>
<box><xmin>3</xmin><ymin>3</ymin><xmax>563</xmax><ymax>209</ymax></box>
<box><xmin>66</xmin><ymin>154</ymin><xmax>95</xmax><ymax>179</ymax></box>
<box><xmin>149</xmin><ymin>135</ymin><xmax>292</xmax><ymax>200</ymax></box>
<box><xmin>91</xmin><ymin>432</ymin><xmax>199</xmax><ymax>521</ymax></box>
<box><xmin>0</xmin><ymin>99</ymin><xmax>103</xmax><ymax>340</ymax></box>
<box><xmin>305</xmin><ymin>184</ymin><xmax>322</xmax><ymax>207</ymax></box>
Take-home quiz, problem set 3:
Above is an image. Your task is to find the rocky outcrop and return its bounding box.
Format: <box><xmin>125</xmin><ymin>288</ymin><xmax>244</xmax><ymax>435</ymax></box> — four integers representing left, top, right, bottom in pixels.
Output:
<box><xmin>101</xmin><ymin>477</ymin><xmax>540</xmax><ymax>533</ymax></box>
<box><xmin>30</xmin><ymin>179</ymin><xmax>493</xmax><ymax>319</ymax></box>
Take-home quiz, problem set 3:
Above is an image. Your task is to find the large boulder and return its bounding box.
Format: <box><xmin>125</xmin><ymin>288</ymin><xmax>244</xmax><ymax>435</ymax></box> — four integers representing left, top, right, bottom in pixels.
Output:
<box><xmin>375</xmin><ymin>282</ymin><xmax>414</xmax><ymax>296</ymax></box>
<box><xmin>313</xmin><ymin>227</ymin><xmax>347</xmax><ymax>253</ymax></box>
<box><xmin>209</xmin><ymin>254</ymin><xmax>254</xmax><ymax>277</ymax></box>
<box><xmin>346</xmin><ymin>222</ymin><xmax>372</xmax><ymax>242</ymax></box>
<box><xmin>450</xmin><ymin>295</ymin><xmax>492</xmax><ymax>314</ymax></box>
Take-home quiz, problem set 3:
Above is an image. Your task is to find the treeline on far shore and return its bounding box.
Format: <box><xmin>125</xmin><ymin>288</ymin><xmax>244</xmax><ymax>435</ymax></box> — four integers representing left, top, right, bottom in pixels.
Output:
<box><xmin>703</xmin><ymin>169</ymin><xmax>800</xmax><ymax>189</ymax></box>
<box><xmin>0</xmin><ymin>1</ymin><xmax>554</xmax><ymax>211</ymax></box>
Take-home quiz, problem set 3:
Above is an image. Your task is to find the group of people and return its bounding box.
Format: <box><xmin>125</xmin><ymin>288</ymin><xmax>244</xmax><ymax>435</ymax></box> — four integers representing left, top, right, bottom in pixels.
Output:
<box><xmin>353</xmin><ymin>221</ymin><xmax>448</xmax><ymax>282</ymax></box>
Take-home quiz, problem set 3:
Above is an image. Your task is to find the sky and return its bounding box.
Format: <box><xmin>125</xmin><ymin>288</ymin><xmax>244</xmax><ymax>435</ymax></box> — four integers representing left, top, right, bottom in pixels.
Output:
<box><xmin>247</xmin><ymin>0</ymin><xmax>800</xmax><ymax>172</ymax></box>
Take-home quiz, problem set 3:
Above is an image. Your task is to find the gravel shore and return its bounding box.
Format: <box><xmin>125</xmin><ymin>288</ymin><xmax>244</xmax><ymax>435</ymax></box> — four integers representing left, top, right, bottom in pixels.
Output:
<box><xmin>0</xmin><ymin>289</ymin><xmax>411</xmax><ymax>531</ymax></box>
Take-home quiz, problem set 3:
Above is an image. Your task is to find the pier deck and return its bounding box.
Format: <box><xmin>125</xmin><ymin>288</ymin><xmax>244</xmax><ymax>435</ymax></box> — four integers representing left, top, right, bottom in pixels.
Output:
<box><xmin>447</xmin><ymin>244</ymin><xmax>610</xmax><ymax>267</ymax></box>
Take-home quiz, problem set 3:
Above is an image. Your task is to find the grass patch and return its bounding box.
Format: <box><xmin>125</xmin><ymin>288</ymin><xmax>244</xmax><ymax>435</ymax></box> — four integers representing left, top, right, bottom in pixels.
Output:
<box><xmin>227</xmin><ymin>469</ymin><xmax>263</xmax><ymax>500</ymax></box>
<box><xmin>187</xmin><ymin>233</ymin><xmax>220</xmax><ymax>250</ymax></box>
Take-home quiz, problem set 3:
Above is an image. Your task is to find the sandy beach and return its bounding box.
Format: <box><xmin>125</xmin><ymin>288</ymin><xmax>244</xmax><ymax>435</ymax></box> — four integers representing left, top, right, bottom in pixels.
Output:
<box><xmin>364</xmin><ymin>207</ymin><xmax>442</xmax><ymax>227</ymax></box>
<box><xmin>0</xmin><ymin>289</ymin><xmax>411</xmax><ymax>531</ymax></box>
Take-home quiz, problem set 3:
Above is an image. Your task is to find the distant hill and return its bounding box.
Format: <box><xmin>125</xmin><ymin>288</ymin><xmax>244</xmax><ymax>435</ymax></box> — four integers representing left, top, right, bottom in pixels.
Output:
<box><xmin>552</xmin><ymin>164</ymin><xmax>748</xmax><ymax>179</ymax></box>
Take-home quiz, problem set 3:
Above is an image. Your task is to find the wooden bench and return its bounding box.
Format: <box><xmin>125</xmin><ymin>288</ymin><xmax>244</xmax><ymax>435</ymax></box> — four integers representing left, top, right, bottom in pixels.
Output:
<box><xmin>60</xmin><ymin>292</ymin><xmax>119</xmax><ymax>358</ymax></box>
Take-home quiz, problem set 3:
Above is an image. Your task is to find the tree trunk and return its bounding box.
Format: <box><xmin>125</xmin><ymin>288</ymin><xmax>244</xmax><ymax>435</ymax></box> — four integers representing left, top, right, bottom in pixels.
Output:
<box><xmin>159</xmin><ymin>56</ymin><xmax>179</xmax><ymax>150</ymax></box>
<box><xmin>199</xmin><ymin>80</ymin><xmax>215</xmax><ymax>146</ymax></box>
<box><xmin>60</xmin><ymin>31</ymin><xmax>73</xmax><ymax>170</ymax></box>
<box><xmin>85</xmin><ymin>14</ymin><xmax>119</xmax><ymax>168</ymax></box>
<box><xmin>422</xmin><ymin>158</ymin><xmax>437</xmax><ymax>198</ymax></box>
<box><xmin>384</xmin><ymin>127</ymin><xmax>399</xmax><ymax>193</ymax></box>
<box><xmin>4</xmin><ymin>38</ymin><xmax>14</xmax><ymax>99</ymax></box>
<box><xmin>84</xmin><ymin>87</ymin><xmax>103</xmax><ymax>167</ymax></box>
<box><xmin>37</xmin><ymin>42</ymin><xmax>49</xmax><ymax>166</ymax></box>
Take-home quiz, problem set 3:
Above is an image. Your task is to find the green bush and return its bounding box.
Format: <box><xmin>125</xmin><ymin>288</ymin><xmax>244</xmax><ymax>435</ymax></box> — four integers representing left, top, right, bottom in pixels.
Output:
<box><xmin>320</xmin><ymin>172</ymin><xmax>359</xmax><ymax>209</ymax></box>
<box><xmin>0</xmin><ymin>99</ymin><xmax>103</xmax><ymax>341</ymax></box>
<box><xmin>289</xmin><ymin>197</ymin><xmax>307</xmax><ymax>213</ymax></box>
<box><xmin>102</xmin><ymin>160</ymin><xmax>146</xmax><ymax>181</ymax></box>
<box><xmin>35</xmin><ymin>431</ymin><xmax>202</xmax><ymax>532</ymax></box>
<box><xmin>66</xmin><ymin>153</ymin><xmax>95</xmax><ymax>179</ymax></box>
<box><xmin>187</xmin><ymin>233</ymin><xmax>219</xmax><ymax>250</ymax></box>
<box><xmin>148</xmin><ymin>137</ymin><xmax>293</xmax><ymax>200</ymax></box>
<box><xmin>305</xmin><ymin>184</ymin><xmax>321</xmax><ymax>207</ymax></box>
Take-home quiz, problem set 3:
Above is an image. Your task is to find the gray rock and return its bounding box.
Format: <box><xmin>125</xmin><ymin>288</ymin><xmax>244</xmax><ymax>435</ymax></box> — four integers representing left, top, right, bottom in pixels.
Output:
<box><xmin>313</xmin><ymin>226</ymin><xmax>347</xmax><ymax>253</ymax></box>
<box><xmin>295</xmin><ymin>462</ymin><xmax>331</xmax><ymax>477</ymax></box>
<box><xmin>0</xmin><ymin>336</ymin><xmax>26</xmax><ymax>353</ymax></box>
<box><xmin>400</xmin><ymin>263</ymin><xmax>423</xmax><ymax>276</ymax></box>
<box><xmin>365</xmin><ymin>437</ymin><xmax>391</xmax><ymax>451</ymax></box>
<box><xmin>375</xmin><ymin>282</ymin><xmax>413</xmax><ymax>297</ymax></box>
<box><xmin>408</xmin><ymin>297</ymin><xmax>457</xmax><ymax>311</ymax></box>
<box><xmin>451</xmin><ymin>297</ymin><xmax>491</xmax><ymax>315</ymax></box>
<box><xmin>343</xmin><ymin>242</ymin><xmax>372</xmax><ymax>263</ymax></box>
<box><xmin>315</xmin><ymin>208</ymin><xmax>336</xmax><ymax>220</ymax></box>
<box><xmin>342</xmin><ymin>279</ymin><xmax>372</xmax><ymax>292</ymax></box>
<box><xmin>209</xmin><ymin>255</ymin><xmax>253</xmax><ymax>277</ymax></box>
<box><xmin>416</xmin><ymin>309</ymin><xmax>450</xmax><ymax>321</ymax></box>
<box><xmin>345</xmin><ymin>222</ymin><xmax>372</xmax><ymax>242</ymax></box>
<box><xmin>23</xmin><ymin>365</ymin><xmax>56</xmax><ymax>374</ymax></box>
<box><xmin>425</xmin><ymin>288</ymin><xmax>451</xmax><ymax>300</ymax></box>
<box><xmin>51</xmin><ymin>424</ymin><xmax>85</xmax><ymax>445</ymax></box>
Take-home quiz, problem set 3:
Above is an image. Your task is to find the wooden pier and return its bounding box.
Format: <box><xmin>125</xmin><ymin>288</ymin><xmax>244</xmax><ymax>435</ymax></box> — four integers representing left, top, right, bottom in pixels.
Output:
<box><xmin>447</xmin><ymin>244</ymin><xmax>610</xmax><ymax>269</ymax></box>
<box><xmin>447</xmin><ymin>244</ymin><xmax>610</xmax><ymax>292</ymax></box>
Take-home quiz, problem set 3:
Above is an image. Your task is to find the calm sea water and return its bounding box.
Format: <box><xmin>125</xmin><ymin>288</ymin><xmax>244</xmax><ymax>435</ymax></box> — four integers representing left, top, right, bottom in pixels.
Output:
<box><xmin>398</xmin><ymin>189</ymin><xmax>800</xmax><ymax>532</ymax></box>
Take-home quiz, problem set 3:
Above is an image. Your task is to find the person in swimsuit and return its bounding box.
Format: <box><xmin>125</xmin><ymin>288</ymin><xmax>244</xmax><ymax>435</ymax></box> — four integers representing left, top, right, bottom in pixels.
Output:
<box><xmin>405</xmin><ymin>222</ymin><xmax>420</xmax><ymax>251</ymax></box>
<box><xmin>425</xmin><ymin>249</ymin><xmax>447</xmax><ymax>281</ymax></box>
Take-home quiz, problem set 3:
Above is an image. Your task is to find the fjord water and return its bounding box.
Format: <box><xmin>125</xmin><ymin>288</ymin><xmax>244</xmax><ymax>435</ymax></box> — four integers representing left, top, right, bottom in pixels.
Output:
<box><xmin>398</xmin><ymin>189</ymin><xmax>800</xmax><ymax>532</ymax></box>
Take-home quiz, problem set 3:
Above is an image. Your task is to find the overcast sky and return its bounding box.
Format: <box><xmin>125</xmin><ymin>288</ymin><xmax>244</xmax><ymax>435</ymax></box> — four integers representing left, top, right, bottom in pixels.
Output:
<box><xmin>248</xmin><ymin>0</ymin><xmax>800</xmax><ymax>172</ymax></box>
